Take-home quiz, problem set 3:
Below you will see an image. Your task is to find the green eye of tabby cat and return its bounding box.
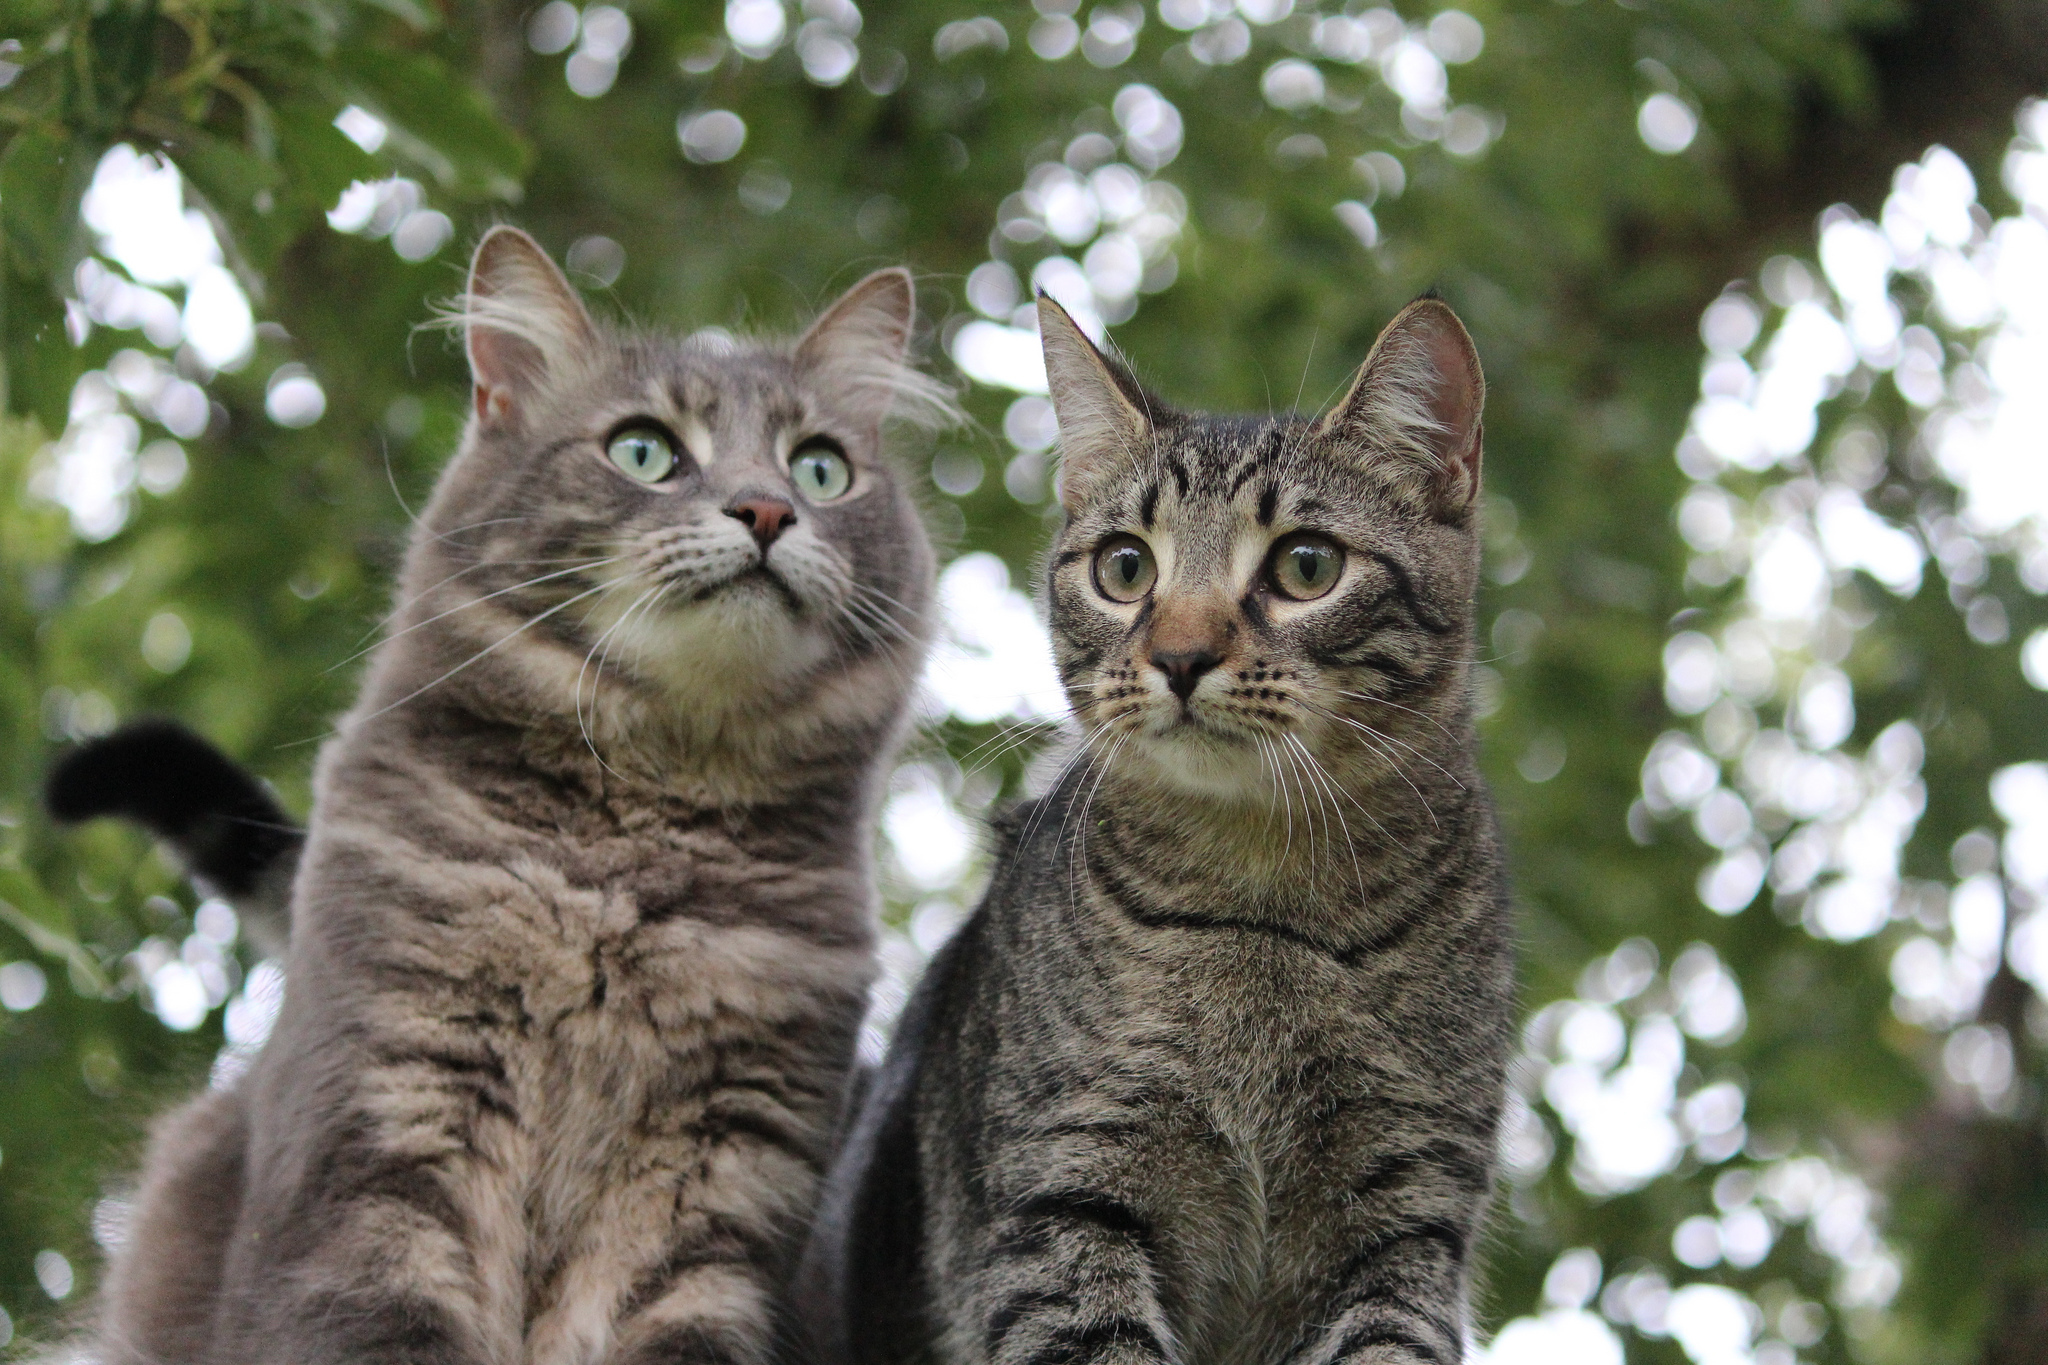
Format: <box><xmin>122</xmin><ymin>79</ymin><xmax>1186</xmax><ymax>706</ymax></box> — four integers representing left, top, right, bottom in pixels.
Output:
<box><xmin>1270</xmin><ymin>534</ymin><xmax>1343</xmax><ymax>600</ymax></box>
<box><xmin>1092</xmin><ymin>536</ymin><xmax>1157</xmax><ymax>603</ymax></box>
<box><xmin>790</xmin><ymin>439</ymin><xmax>853</xmax><ymax>502</ymax></box>
<box><xmin>607</xmin><ymin>428</ymin><xmax>675</xmax><ymax>483</ymax></box>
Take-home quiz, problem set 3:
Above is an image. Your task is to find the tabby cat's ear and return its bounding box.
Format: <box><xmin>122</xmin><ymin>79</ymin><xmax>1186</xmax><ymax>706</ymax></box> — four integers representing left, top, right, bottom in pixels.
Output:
<box><xmin>797</xmin><ymin>268</ymin><xmax>948</xmax><ymax>436</ymax></box>
<box><xmin>1037</xmin><ymin>293</ymin><xmax>1152</xmax><ymax>513</ymax></box>
<box><xmin>1315</xmin><ymin>297</ymin><xmax>1484</xmax><ymax>519</ymax></box>
<box><xmin>463</xmin><ymin>227</ymin><xmax>595</xmax><ymax>430</ymax></box>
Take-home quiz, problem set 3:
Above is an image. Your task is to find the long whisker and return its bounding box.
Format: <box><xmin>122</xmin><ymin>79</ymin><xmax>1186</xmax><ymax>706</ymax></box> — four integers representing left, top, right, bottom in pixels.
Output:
<box><xmin>575</xmin><ymin>575</ymin><xmax>662</xmax><ymax>772</ymax></box>
<box><xmin>1284</xmin><ymin>730</ymin><xmax>1334</xmax><ymax>859</ymax></box>
<box><xmin>1267</xmin><ymin>730</ymin><xmax>1297</xmax><ymax>861</ymax></box>
<box><xmin>1284</xmin><ymin>730</ymin><xmax>1394</xmax><ymax>844</ymax></box>
<box><xmin>850</xmin><ymin>594</ymin><xmax>924</xmax><ymax>647</ymax></box>
<box><xmin>847</xmin><ymin>581</ymin><xmax>923</xmax><ymax>618</ymax></box>
<box><xmin>1332</xmin><ymin>689</ymin><xmax>1463</xmax><ymax>744</ymax></box>
<box><xmin>1282</xmin><ymin>729</ymin><xmax>1333</xmax><ymax>866</ymax></box>
<box><xmin>833</xmin><ymin>601</ymin><xmax>887</xmax><ymax>651</ymax></box>
<box><xmin>328</xmin><ymin>557</ymin><xmax>624</xmax><ymax>673</ymax></box>
<box><xmin>836</xmin><ymin>592</ymin><xmax>915</xmax><ymax>654</ymax></box>
<box><xmin>1066</xmin><ymin>729</ymin><xmax>1131</xmax><ymax>906</ymax></box>
<box><xmin>1285</xmin><ymin>733</ymin><xmax>1333</xmax><ymax>851</ymax></box>
<box><xmin>842</xmin><ymin>592</ymin><xmax>916</xmax><ymax>645</ymax></box>
<box><xmin>596</xmin><ymin>578</ymin><xmax>681</xmax><ymax>778</ymax></box>
<box><xmin>350</xmin><ymin>545</ymin><xmax>618</xmax><ymax>649</ymax></box>
<box><xmin>1016</xmin><ymin>718</ymin><xmax>1116</xmax><ymax>853</ymax></box>
<box><xmin>1301</xmin><ymin>704</ymin><xmax>1443</xmax><ymax>829</ymax></box>
<box><xmin>419</xmin><ymin>514</ymin><xmax>542</xmax><ymax>547</ymax></box>
<box><xmin>953</xmin><ymin>718</ymin><xmax>1062</xmax><ymax>776</ymax></box>
<box><xmin>1254</xmin><ymin>734</ymin><xmax>1285</xmax><ymax>839</ymax></box>
<box><xmin>345</xmin><ymin>578</ymin><xmax>623</xmax><ymax>728</ymax></box>
<box><xmin>1301</xmin><ymin>698</ymin><xmax>1465</xmax><ymax>790</ymax></box>
<box><xmin>1287</xmin><ymin>734</ymin><xmax>1371</xmax><ymax>903</ymax></box>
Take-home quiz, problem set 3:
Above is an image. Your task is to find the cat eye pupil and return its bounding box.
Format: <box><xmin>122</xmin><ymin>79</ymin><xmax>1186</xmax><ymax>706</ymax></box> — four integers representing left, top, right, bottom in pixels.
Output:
<box><xmin>1092</xmin><ymin>536</ymin><xmax>1156</xmax><ymax>603</ymax></box>
<box><xmin>607</xmin><ymin>428</ymin><xmax>676</xmax><ymax>484</ymax></box>
<box><xmin>790</xmin><ymin>440</ymin><xmax>852</xmax><ymax>501</ymax></box>
<box><xmin>1271</xmin><ymin>535</ymin><xmax>1342</xmax><ymax>601</ymax></box>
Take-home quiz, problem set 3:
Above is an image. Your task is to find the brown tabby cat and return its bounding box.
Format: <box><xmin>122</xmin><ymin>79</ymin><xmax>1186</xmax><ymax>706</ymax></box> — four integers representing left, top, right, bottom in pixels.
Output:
<box><xmin>801</xmin><ymin>294</ymin><xmax>1513</xmax><ymax>1365</ymax></box>
<box><xmin>86</xmin><ymin>228</ymin><xmax>954</xmax><ymax>1365</ymax></box>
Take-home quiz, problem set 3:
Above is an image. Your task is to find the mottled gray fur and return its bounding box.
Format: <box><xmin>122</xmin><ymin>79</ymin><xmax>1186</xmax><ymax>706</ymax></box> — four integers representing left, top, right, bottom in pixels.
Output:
<box><xmin>801</xmin><ymin>296</ymin><xmax>1513</xmax><ymax>1365</ymax></box>
<box><xmin>94</xmin><ymin>228</ymin><xmax>953</xmax><ymax>1365</ymax></box>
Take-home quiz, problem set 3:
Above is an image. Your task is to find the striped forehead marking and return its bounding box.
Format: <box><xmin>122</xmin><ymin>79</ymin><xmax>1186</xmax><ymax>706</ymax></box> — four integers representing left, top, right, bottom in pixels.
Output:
<box><xmin>681</xmin><ymin>413</ymin><xmax>717</xmax><ymax>469</ymax></box>
<box><xmin>646</xmin><ymin>376</ymin><xmax>718</xmax><ymax>468</ymax></box>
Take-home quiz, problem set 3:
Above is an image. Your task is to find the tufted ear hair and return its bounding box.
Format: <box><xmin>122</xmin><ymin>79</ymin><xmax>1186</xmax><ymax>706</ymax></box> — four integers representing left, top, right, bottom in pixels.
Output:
<box><xmin>797</xmin><ymin>268</ymin><xmax>961</xmax><ymax>436</ymax></box>
<box><xmin>461</xmin><ymin>226</ymin><xmax>596</xmax><ymax>431</ymax></box>
<box><xmin>1038</xmin><ymin>293</ymin><xmax>1155</xmax><ymax>513</ymax></box>
<box><xmin>1315</xmin><ymin>296</ymin><xmax>1484</xmax><ymax>520</ymax></box>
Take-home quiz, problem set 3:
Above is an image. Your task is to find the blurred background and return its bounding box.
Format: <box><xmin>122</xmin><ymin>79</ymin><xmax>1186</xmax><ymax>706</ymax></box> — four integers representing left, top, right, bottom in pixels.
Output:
<box><xmin>2</xmin><ymin>0</ymin><xmax>2046</xmax><ymax>1360</ymax></box>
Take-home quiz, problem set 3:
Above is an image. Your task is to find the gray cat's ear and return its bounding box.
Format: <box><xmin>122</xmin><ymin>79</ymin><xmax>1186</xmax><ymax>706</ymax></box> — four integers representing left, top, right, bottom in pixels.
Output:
<box><xmin>1038</xmin><ymin>293</ymin><xmax>1151</xmax><ymax>513</ymax></box>
<box><xmin>797</xmin><ymin>268</ymin><xmax>958</xmax><ymax>435</ymax></box>
<box><xmin>1316</xmin><ymin>297</ymin><xmax>1484</xmax><ymax>519</ymax></box>
<box><xmin>462</xmin><ymin>227</ymin><xmax>595</xmax><ymax>429</ymax></box>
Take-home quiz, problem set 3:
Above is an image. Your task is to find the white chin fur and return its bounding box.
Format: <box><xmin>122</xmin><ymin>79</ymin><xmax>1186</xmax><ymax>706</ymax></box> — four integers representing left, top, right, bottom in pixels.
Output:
<box><xmin>600</xmin><ymin>579</ymin><xmax>836</xmax><ymax>708</ymax></box>
<box><xmin>1124</xmin><ymin>722</ymin><xmax>1276</xmax><ymax>801</ymax></box>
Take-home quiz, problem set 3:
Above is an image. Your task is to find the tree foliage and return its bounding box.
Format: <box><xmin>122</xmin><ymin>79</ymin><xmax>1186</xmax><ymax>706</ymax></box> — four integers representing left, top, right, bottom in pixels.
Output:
<box><xmin>1</xmin><ymin>1</ymin><xmax>2043</xmax><ymax>1360</ymax></box>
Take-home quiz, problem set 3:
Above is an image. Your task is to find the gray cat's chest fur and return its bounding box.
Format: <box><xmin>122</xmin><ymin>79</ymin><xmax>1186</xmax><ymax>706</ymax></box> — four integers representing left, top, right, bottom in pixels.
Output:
<box><xmin>224</xmin><ymin>718</ymin><xmax>880</xmax><ymax>1362</ymax></box>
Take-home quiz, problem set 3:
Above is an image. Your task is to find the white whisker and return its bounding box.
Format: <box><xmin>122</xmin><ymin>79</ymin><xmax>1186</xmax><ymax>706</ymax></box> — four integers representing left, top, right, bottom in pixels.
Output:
<box><xmin>349</xmin><ymin>578</ymin><xmax>622</xmax><ymax>727</ymax></box>
<box><xmin>575</xmin><ymin>574</ymin><xmax>664</xmax><ymax>773</ymax></box>
<box><xmin>1287</xmin><ymin>733</ymin><xmax>1372</xmax><ymax>903</ymax></box>
<box><xmin>330</xmin><ymin>556</ymin><xmax>623</xmax><ymax>673</ymax></box>
<box><xmin>1332</xmin><ymin>688</ymin><xmax>1463</xmax><ymax>744</ymax></box>
<box><xmin>1302</xmin><ymin>698</ymin><xmax>1463</xmax><ymax>794</ymax></box>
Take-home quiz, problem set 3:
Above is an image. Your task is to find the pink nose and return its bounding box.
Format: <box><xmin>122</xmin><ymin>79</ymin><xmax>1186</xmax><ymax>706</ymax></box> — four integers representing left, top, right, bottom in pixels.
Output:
<box><xmin>724</xmin><ymin>497</ymin><xmax>796</xmax><ymax>550</ymax></box>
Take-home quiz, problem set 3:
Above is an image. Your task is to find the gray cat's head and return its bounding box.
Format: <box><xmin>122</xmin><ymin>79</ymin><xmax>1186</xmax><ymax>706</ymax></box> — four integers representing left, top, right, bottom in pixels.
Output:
<box><xmin>1038</xmin><ymin>294</ymin><xmax>1484</xmax><ymax>808</ymax></box>
<box><xmin>367</xmin><ymin>228</ymin><xmax>955</xmax><ymax>775</ymax></box>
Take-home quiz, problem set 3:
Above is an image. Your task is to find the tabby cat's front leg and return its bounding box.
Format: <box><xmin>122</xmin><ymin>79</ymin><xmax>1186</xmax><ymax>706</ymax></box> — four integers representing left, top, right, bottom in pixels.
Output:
<box><xmin>1287</xmin><ymin>1216</ymin><xmax>1476</xmax><ymax>1365</ymax></box>
<box><xmin>962</xmin><ymin>1184</ymin><xmax>1181</xmax><ymax>1365</ymax></box>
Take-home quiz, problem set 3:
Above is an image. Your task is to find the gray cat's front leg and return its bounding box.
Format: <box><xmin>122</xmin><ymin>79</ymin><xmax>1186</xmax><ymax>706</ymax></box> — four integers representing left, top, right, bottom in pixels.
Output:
<box><xmin>264</xmin><ymin>1297</ymin><xmax>483</xmax><ymax>1365</ymax></box>
<box><xmin>964</xmin><ymin>1188</ymin><xmax>1180</xmax><ymax>1365</ymax></box>
<box><xmin>215</xmin><ymin>1146</ymin><xmax>509</xmax><ymax>1365</ymax></box>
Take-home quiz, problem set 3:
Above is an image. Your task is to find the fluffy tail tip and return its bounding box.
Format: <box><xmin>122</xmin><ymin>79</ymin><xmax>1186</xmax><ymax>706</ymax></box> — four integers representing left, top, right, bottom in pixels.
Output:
<box><xmin>45</xmin><ymin>719</ymin><xmax>301</xmax><ymax>898</ymax></box>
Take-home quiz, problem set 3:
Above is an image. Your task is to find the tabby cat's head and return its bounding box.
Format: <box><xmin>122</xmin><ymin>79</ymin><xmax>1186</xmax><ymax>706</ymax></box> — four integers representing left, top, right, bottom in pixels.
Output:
<box><xmin>376</xmin><ymin>228</ymin><xmax>954</xmax><ymax>764</ymax></box>
<box><xmin>1039</xmin><ymin>294</ymin><xmax>1484</xmax><ymax>804</ymax></box>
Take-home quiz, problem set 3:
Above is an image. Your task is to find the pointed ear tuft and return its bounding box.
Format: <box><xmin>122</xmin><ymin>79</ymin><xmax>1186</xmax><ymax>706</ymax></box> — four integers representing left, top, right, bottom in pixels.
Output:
<box><xmin>1315</xmin><ymin>298</ymin><xmax>1484</xmax><ymax>519</ymax></box>
<box><xmin>1038</xmin><ymin>293</ymin><xmax>1153</xmax><ymax>513</ymax></box>
<box><xmin>459</xmin><ymin>227</ymin><xmax>595</xmax><ymax>429</ymax></box>
<box><xmin>797</xmin><ymin>268</ymin><xmax>961</xmax><ymax>435</ymax></box>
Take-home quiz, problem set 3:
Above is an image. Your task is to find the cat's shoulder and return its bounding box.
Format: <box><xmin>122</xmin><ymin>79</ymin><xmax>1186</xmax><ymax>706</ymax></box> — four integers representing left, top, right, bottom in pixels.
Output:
<box><xmin>984</xmin><ymin>786</ymin><xmax>1075</xmax><ymax>865</ymax></box>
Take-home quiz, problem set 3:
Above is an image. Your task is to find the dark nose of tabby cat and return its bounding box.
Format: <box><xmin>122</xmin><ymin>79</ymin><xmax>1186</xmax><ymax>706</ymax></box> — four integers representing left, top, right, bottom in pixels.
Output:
<box><xmin>724</xmin><ymin>497</ymin><xmax>797</xmax><ymax>551</ymax></box>
<box><xmin>1152</xmin><ymin>649</ymin><xmax>1222</xmax><ymax>702</ymax></box>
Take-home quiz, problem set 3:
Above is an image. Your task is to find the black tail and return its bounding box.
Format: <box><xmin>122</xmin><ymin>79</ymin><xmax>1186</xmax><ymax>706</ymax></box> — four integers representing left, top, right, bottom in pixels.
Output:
<box><xmin>46</xmin><ymin>719</ymin><xmax>304</xmax><ymax>951</ymax></box>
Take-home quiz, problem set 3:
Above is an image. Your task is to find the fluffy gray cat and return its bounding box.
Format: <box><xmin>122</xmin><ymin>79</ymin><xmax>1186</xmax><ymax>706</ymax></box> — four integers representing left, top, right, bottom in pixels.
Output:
<box><xmin>87</xmin><ymin>227</ymin><xmax>954</xmax><ymax>1365</ymax></box>
<box><xmin>799</xmin><ymin>295</ymin><xmax>1514</xmax><ymax>1365</ymax></box>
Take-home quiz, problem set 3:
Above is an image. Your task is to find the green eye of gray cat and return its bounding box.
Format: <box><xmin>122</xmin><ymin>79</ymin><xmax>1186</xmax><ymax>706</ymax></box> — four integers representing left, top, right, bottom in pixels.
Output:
<box><xmin>790</xmin><ymin>439</ymin><xmax>853</xmax><ymax>502</ymax></box>
<box><xmin>1270</xmin><ymin>534</ymin><xmax>1343</xmax><ymax>601</ymax></box>
<box><xmin>607</xmin><ymin>428</ymin><xmax>675</xmax><ymax>483</ymax></box>
<box><xmin>1092</xmin><ymin>536</ymin><xmax>1157</xmax><ymax>604</ymax></box>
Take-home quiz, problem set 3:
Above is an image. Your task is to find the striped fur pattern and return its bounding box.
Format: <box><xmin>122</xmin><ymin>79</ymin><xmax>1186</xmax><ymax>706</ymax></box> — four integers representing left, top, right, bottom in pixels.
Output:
<box><xmin>802</xmin><ymin>297</ymin><xmax>1512</xmax><ymax>1365</ymax></box>
<box><xmin>94</xmin><ymin>229</ymin><xmax>950</xmax><ymax>1365</ymax></box>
